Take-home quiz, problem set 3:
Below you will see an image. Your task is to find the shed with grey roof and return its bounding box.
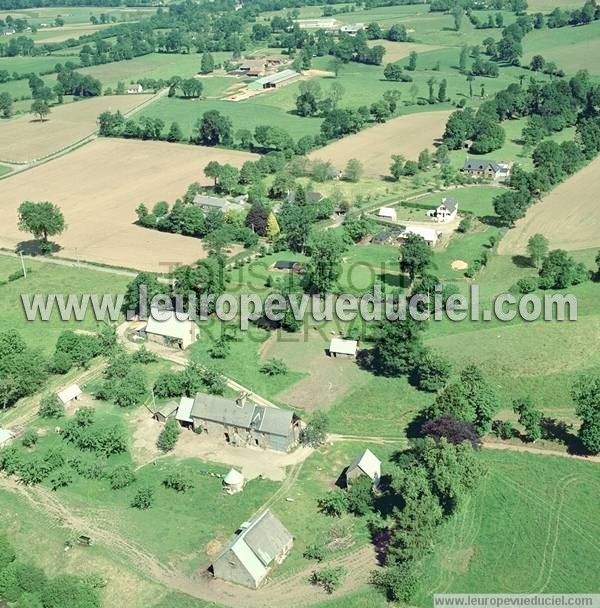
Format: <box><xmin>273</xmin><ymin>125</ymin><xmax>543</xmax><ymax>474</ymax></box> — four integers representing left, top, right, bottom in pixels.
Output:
<box><xmin>212</xmin><ymin>510</ymin><xmax>293</xmax><ymax>588</ymax></box>
<box><xmin>153</xmin><ymin>401</ymin><xmax>179</xmax><ymax>423</ymax></box>
<box><xmin>189</xmin><ymin>392</ymin><xmax>300</xmax><ymax>452</ymax></box>
<box><xmin>192</xmin><ymin>194</ymin><xmax>236</xmax><ymax>214</ymax></box>
<box><xmin>248</xmin><ymin>69</ymin><xmax>300</xmax><ymax>91</ymax></box>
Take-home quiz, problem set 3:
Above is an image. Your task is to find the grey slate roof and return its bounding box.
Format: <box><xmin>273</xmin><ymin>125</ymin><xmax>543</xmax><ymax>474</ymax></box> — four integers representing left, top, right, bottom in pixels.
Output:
<box><xmin>463</xmin><ymin>158</ymin><xmax>500</xmax><ymax>172</ymax></box>
<box><xmin>191</xmin><ymin>393</ymin><xmax>293</xmax><ymax>437</ymax></box>
<box><xmin>441</xmin><ymin>197</ymin><xmax>458</xmax><ymax>212</ymax></box>
<box><xmin>191</xmin><ymin>393</ymin><xmax>255</xmax><ymax>428</ymax></box>
<box><xmin>258</xmin><ymin>407</ymin><xmax>294</xmax><ymax>437</ymax></box>
<box><xmin>243</xmin><ymin>510</ymin><xmax>292</xmax><ymax>565</ymax></box>
<box><xmin>213</xmin><ymin>509</ymin><xmax>292</xmax><ymax>586</ymax></box>
<box><xmin>192</xmin><ymin>194</ymin><xmax>232</xmax><ymax>210</ymax></box>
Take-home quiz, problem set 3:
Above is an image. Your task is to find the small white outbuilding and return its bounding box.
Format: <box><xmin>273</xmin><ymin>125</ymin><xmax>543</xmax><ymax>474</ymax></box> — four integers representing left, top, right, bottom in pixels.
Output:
<box><xmin>57</xmin><ymin>384</ymin><xmax>82</xmax><ymax>405</ymax></box>
<box><xmin>328</xmin><ymin>337</ymin><xmax>358</xmax><ymax>358</ymax></box>
<box><xmin>144</xmin><ymin>308</ymin><xmax>199</xmax><ymax>350</ymax></box>
<box><xmin>223</xmin><ymin>468</ymin><xmax>245</xmax><ymax>494</ymax></box>
<box><xmin>377</xmin><ymin>207</ymin><xmax>397</xmax><ymax>222</ymax></box>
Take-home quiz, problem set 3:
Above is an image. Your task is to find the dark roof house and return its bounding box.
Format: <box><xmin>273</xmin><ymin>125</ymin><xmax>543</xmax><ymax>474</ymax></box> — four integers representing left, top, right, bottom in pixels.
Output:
<box><xmin>463</xmin><ymin>159</ymin><xmax>501</xmax><ymax>173</ymax></box>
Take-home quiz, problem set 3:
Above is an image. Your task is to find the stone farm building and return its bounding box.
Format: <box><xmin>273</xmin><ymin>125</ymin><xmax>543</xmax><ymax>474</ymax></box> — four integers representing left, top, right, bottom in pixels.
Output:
<box><xmin>463</xmin><ymin>158</ymin><xmax>510</xmax><ymax>180</ymax></box>
<box><xmin>212</xmin><ymin>510</ymin><xmax>293</xmax><ymax>588</ymax></box>
<box><xmin>346</xmin><ymin>449</ymin><xmax>381</xmax><ymax>487</ymax></box>
<box><xmin>187</xmin><ymin>393</ymin><xmax>301</xmax><ymax>452</ymax></box>
<box><xmin>142</xmin><ymin>308</ymin><xmax>199</xmax><ymax>349</ymax></box>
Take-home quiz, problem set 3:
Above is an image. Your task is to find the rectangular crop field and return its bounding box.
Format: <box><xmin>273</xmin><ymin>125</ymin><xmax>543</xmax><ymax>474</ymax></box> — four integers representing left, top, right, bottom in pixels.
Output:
<box><xmin>498</xmin><ymin>154</ymin><xmax>600</xmax><ymax>255</ymax></box>
<box><xmin>0</xmin><ymin>138</ymin><xmax>257</xmax><ymax>270</ymax></box>
<box><xmin>309</xmin><ymin>110</ymin><xmax>451</xmax><ymax>177</ymax></box>
<box><xmin>0</xmin><ymin>95</ymin><xmax>153</xmax><ymax>163</ymax></box>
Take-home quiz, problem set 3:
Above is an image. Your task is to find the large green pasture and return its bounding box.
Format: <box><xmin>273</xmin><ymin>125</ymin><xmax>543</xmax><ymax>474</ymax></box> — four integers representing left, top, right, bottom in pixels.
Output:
<box><xmin>0</xmin><ymin>256</ymin><xmax>130</xmax><ymax>353</ymax></box>
<box><xmin>78</xmin><ymin>52</ymin><xmax>233</xmax><ymax>88</ymax></box>
<box><xmin>523</xmin><ymin>20</ymin><xmax>600</xmax><ymax>75</ymax></box>
<box><xmin>415</xmin><ymin>450</ymin><xmax>600</xmax><ymax>603</ymax></box>
<box><xmin>139</xmin><ymin>96</ymin><xmax>323</xmax><ymax>141</ymax></box>
<box><xmin>0</xmin><ymin>6</ymin><xmax>156</xmax><ymax>26</ymax></box>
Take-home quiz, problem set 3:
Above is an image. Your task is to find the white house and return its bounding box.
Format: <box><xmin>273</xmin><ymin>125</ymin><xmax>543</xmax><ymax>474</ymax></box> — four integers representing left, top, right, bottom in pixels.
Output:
<box><xmin>377</xmin><ymin>207</ymin><xmax>397</xmax><ymax>222</ymax></box>
<box><xmin>346</xmin><ymin>449</ymin><xmax>381</xmax><ymax>487</ymax></box>
<box><xmin>127</xmin><ymin>83</ymin><xmax>143</xmax><ymax>94</ymax></box>
<box><xmin>399</xmin><ymin>226</ymin><xmax>441</xmax><ymax>247</ymax></box>
<box><xmin>428</xmin><ymin>197</ymin><xmax>458</xmax><ymax>223</ymax></box>
<box><xmin>144</xmin><ymin>308</ymin><xmax>199</xmax><ymax>350</ymax></box>
<box><xmin>57</xmin><ymin>384</ymin><xmax>82</xmax><ymax>405</ymax></box>
<box><xmin>329</xmin><ymin>337</ymin><xmax>358</xmax><ymax>358</ymax></box>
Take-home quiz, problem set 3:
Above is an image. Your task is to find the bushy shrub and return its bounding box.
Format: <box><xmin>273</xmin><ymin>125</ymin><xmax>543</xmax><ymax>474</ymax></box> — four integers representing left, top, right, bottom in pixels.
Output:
<box><xmin>109</xmin><ymin>464</ymin><xmax>136</xmax><ymax>490</ymax></box>
<box><xmin>131</xmin><ymin>486</ymin><xmax>154</xmax><ymax>509</ymax></box>
<box><xmin>517</xmin><ymin>276</ymin><xmax>538</xmax><ymax>294</ymax></box>
<box><xmin>38</xmin><ymin>394</ymin><xmax>64</xmax><ymax>419</ymax></box>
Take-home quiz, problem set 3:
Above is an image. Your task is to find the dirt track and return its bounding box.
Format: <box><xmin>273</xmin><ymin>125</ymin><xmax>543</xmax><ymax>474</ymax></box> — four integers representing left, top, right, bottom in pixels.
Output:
<box><xmin>0</xmin><ymin>139</ymin><xmax>256</xmax><ymax>271</ymax></box>
<box><xmin>498</xmin><ymin>155</ymin><xmax>600</xmax><ymax>254</ymax></box>
<box><xmin>309</xmin><ymin>110</ymin><xmax>451</xmax><ymax>177</ymax></box>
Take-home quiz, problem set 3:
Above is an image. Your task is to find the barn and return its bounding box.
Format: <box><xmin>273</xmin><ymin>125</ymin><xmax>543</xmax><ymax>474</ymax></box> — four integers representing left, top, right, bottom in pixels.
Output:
<box><xmin>143</xmin><ymin>308</ymin><xmax>199</xmax><ymax>350</ymax></box>
<box><xmin>248</xmin><ymin>69</ymin><xmax>300</xmax><ymax>91</ymax></box>
<box><xmin>212</xmin><ymin>510</ymin><xmax>293</xmax><ymax>588</ymax></box>
<box><xmin>189</xmin><ymin>393</ymin><xmax>301</xmax><ymax>452</ymax></box>
<box><xmin>346</xmin><ymin>449</ymin><xmax>381</xmax><ymax>488</ymax></box>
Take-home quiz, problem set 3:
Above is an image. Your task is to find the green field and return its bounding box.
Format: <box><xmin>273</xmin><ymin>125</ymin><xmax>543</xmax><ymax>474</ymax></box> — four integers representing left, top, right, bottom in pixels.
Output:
<box><xmin>140</xmin><ymin>96</ymin><xmax>323</xmax><ymax>141</ymax></box>
<box><xmin>0</xmin><ymin>6</ymin><xmax>157</xmax><ymax>26</ymax></box>
<box><xmin>0</xmin><ymin>256</ymin><xmax>129</xmax><ymax>353</ymax></box>
<box><xmin>415</xmin><ymin>450</ymin><xmax>600</xmax><ymax>603</ymax></box>
<box><xmin>523</xmin><ymin>20</ymin><xmax>600</xmax><ymax>75</ymax></box>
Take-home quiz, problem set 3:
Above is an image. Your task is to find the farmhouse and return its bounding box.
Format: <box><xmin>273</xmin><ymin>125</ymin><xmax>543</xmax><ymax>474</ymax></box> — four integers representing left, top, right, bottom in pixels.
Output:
<box><xmin>223</xmin><ymin>468</ymin><xmax>245</xmax><ymax>494</ymax></box>
<box><xmin>154</xmin><ymin>401</ymin><xmax>178</xmax><ymax>423</ymax></box>
<box><xmin>143</xmin><ymin>308</ymin><xmax>199</xmax><ymax>349</ymax></box>
<box><xmin>57</xmin><ymin>384</ymin><xmax>82</xmax><ymax>405</ymax></box>
<box><xmin>192</xmin><ymin>194</ymin><xmax>238</xmax><ymax>213</ymax></box>
<box><xmin>463</xmin><ymin>158</ymin><xmax>510</xmax><ymax>180</ymax></box>
<box><xmin>248</xmin><ymin>69</ymin><xmax>300</xmax><ymax>91</ymax></box>
<box><xmin>127</xmin><ymin>83</ymin><xmax>144</xmax><ymax>94</ymax></box>
<box><xmin>346</xmin><ymin>449</ymin><xmax>381</xmax><ymax>487</ymax></box>
<box><xmin>329</xmin><ymin>337</ymin><xmax>358</xmax><ymax>358</ymax></box>
<box><xmin>188</xmin><ymin>393</ymin><xmax>301</xmax><ymax>452</ymax></box>
<box><xmin>428</xmin><ymin>197</ymin><xmax>458</xmax><ymax>223</ymax></box>
<box><xmin>399</xmin><ymin>226</ymin><xmax>441</xmax><ymax>247</ymax></box>
<box><xmin>1</xmin><ymin>27</ymin><xmax>16</xmax><ymax>36</ymax></box>
<box><xmin>212</xmin><ymin>510</ymin><xmax>293</xmax><ymax>588</ymax></box>
<box><xmin>377</xmin><ymin>206</ymin><xmax>397</xmax><ymax>222</ymax></box>
<box><xmin>0</xmin><ymin>428</ymin><xmax>15</xmax><ymax>448</ymax></box>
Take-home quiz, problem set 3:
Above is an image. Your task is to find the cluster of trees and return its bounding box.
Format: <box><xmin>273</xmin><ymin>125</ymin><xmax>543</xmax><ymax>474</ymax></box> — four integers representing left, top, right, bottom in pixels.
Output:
<box><xmin>0</xmin><ymin>330</ymin><xmax>47</xmax><ymax>410</ymax></box>
<box><xmin>136</xmin><ymin>198</ymin><xmax>259</xmax><ymax>249</ymax></box>
<box><xmin>373</xmin><ymin>438</ymin><xmax>483</xmax><ymax>601</ymax></box>
<box><xmin>546</xmin><ymin>0</ymin><xmax>600</xmax><ymax>28</ymax></box>
<box><xmin>152</xmin><ymin>362</ymin><xmax>226</xmax><ymax>400</ymax></box>
<box><xmin>443</xmin><ymin>104</ymin><xmax>506</xmax><ymax>154</ymax></box>
<box><xmin>95</xmin><ymin>348</ymin><xmax>156</xmax><ymax>408</ymax></box>
<box><xmin>364</xmin><ymin>21</ymin><xmax>413</xmax><ymax>42</ymax></box>
<box><xmin>491</xmin><ymin>76</ymin><xmax>600</xmax><ymax>226</ymax></box>
<box><xmin>0</xmin><ymin>534</ymin><xmax>101</xmax><ymax>608</ymax></box>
